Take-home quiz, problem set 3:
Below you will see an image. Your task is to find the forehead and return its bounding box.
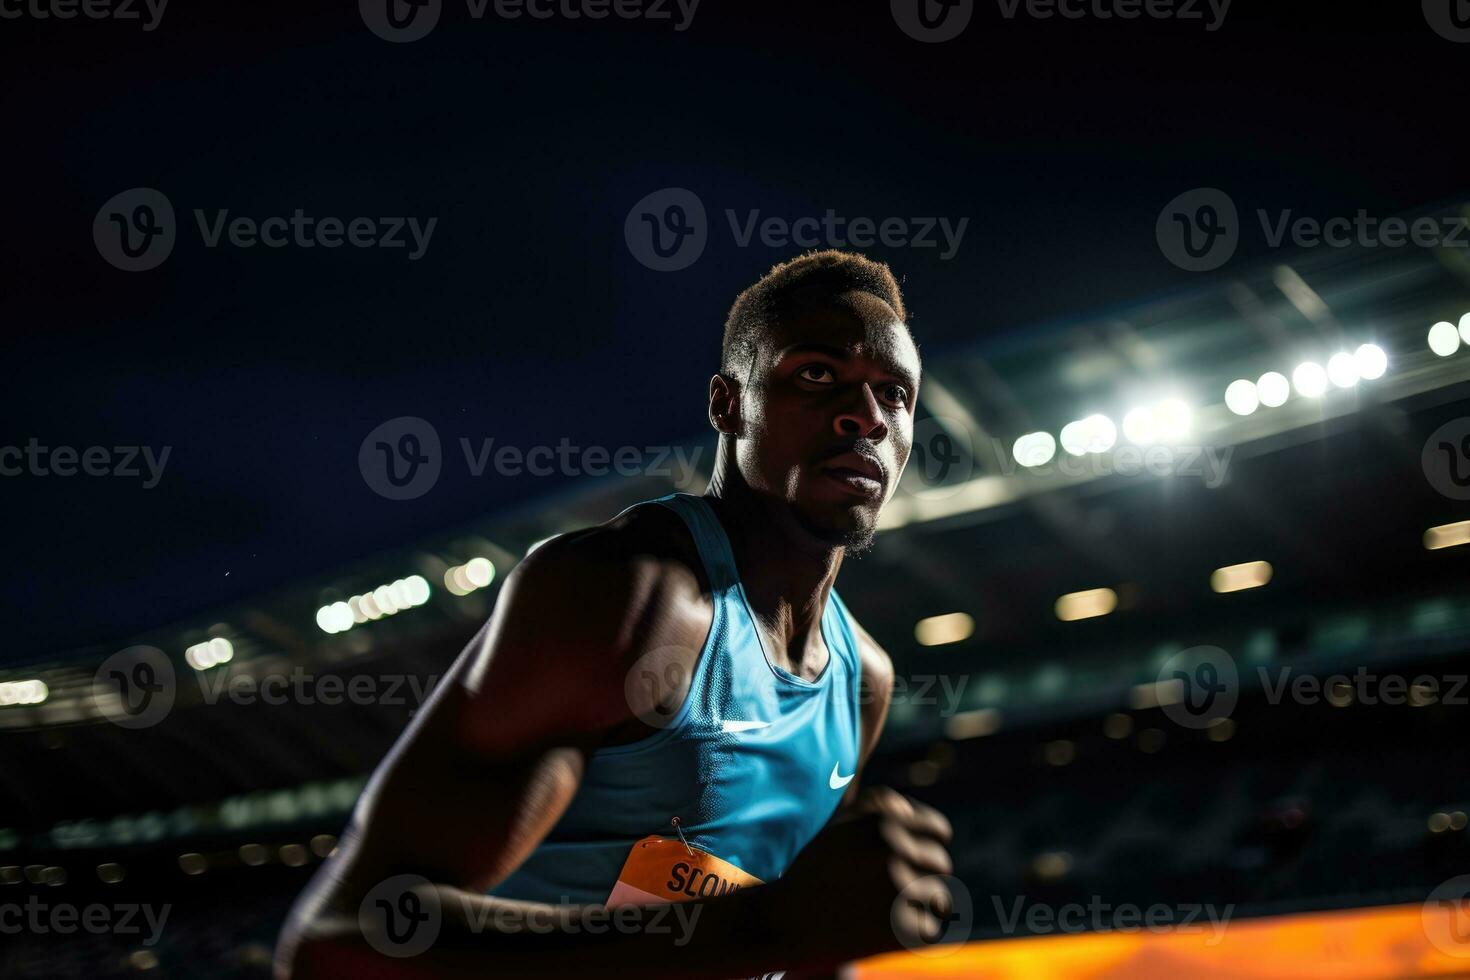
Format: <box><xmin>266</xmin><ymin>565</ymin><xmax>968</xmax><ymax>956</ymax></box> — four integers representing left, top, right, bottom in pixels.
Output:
<box><xmin>760</xmin><ymin>289</ymin><xmax>920</xmax><ymax>381</ymax></box>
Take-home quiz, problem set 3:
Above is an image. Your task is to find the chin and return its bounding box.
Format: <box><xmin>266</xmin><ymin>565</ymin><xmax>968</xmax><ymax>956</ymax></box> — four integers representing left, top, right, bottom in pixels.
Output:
<box><xmin>793</xmin><ymin>498</ymin><xmax>880</xmax><ymax>555</ymax></box>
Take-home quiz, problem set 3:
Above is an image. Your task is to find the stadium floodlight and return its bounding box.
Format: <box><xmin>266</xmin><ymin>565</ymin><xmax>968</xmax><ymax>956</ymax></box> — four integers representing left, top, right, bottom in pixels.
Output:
<box><xmin>1256</xmin><ymin>372</ymin><xmax>1290</xmax><ymax>407</ymax></box>
<box><xmin>1059</xmin><ymin>414</ymin><xmax>1116</xmax><ymax>455</ymax></box>
<box><xmin>1292</xmin><ymin>361</ymin><xmax>1328</xmax><ymax>398</ymax></box>
<box><xmin>1224</xmin><ymin>379</ymin><xmax>1258</xmax><ymax>416</ymax></box>
<box><xmin>1429</xmin><ymin>321</ymin><xmax>1460</xmax><ymax>356</ymax></box>
<box><xmin>1461</xmin><ymin>313</ymin><xmax>1470</xmax><ymax>346</ymax></box>
<box><xmin>1012</xmin><ymin>431</ymin><xmax>1056</xmax><ymax>468</ymax></box>
<box><xmin>1353</xmin><ymin>343</ymin><xmax>1387</xmax><ymax>380</ymax></box>
<box><xmin>1326</xmin><ymin>352</ymin><xmax>1359</xmax><ymax>388</ymax></box>
<box><xmin>1122</xmin><ymin>406</ymin><xmax>1156</xmax><ymax>446</ymax></box>
<box><xmin>1154</xmin><ymin>398</ymin><xmax>1191</xmax><ymax>442</ymax></box>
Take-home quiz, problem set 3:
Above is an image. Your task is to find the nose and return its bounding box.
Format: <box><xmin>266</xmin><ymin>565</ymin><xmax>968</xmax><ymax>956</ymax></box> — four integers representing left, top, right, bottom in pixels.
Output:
<box><xmin>833</xmin><ymin>383</ymin><xmax>889</xmax><ymax>441</ymax></box>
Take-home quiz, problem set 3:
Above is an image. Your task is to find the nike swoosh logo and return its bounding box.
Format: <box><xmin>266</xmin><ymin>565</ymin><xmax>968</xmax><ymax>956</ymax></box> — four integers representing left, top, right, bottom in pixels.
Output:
<box><xmin>829</xmin><ymin>762</ymin><xmax>855</xmax><ymax>790</ymax></box>
<box><xmin>720</xmin><ymin>719</ymin><xmax>771</xmax><ymax>733</ymax></box>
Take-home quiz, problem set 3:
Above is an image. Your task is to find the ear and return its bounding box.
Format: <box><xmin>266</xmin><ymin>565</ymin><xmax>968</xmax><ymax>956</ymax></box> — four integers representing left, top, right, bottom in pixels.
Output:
<box><xmin>708</xmin><ymin>373</ymin><xmax>741</xmax><ymax>436</ymax></box>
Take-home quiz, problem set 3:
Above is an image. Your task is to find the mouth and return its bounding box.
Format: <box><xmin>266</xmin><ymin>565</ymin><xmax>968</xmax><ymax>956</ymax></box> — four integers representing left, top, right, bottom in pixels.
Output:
<box><xmin>819</xmin><ymin>451</ymin><xmax>885</xmax><ymax>498</ymax></box>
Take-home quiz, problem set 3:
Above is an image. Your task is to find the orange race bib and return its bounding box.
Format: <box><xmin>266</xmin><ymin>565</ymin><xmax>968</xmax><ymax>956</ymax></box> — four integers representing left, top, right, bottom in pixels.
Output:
<box><xmin>605</xmin><ymin>834</ymin><xmax>764</xmax><ymax>908</ymax></box>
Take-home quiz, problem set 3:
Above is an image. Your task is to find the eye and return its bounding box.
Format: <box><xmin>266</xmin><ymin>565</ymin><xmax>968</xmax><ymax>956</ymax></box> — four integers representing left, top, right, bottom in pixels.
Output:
<box><xmin>880</xmin><ymin>383</ymin><xmax>909</xmax><ymax>408</ymax></box>
<box><xmin>797</xmin><ymin>364</ymin><xmax>835</xmax><ymax>385</ymax></box>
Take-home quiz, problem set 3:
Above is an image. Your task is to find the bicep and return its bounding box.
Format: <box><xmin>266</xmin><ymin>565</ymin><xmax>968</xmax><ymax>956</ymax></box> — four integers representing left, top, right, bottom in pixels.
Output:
<box><xmin>326</xmin><ymin>555</ymin><xmax>646</xmax><ymax>900</ymax></box>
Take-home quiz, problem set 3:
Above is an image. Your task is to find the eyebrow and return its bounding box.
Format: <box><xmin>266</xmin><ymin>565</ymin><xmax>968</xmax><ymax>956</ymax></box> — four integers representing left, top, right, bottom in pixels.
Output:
<box><xmin>778</xmin><ymin>342</ymin><xmax>921</xmax><ymax>390</ymax></box>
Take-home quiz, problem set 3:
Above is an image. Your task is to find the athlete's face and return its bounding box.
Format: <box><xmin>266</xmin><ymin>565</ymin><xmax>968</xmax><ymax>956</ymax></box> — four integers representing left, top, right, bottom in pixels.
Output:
<box><xmin>728</xmin><ymin>290</ymin><xmax>920</xmax><ymax>551</ymax></box>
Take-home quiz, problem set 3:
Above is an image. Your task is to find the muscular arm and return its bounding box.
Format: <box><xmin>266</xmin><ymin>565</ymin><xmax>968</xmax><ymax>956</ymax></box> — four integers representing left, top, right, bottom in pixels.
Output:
<box><xmin>844</xmin><ymin>616</ymin><xmax>896</xmax><ymax>807</ymax></box>
<box><xmin>275</xmin><ymin>523</ymin><xmax>802</xmax><ymax>979</ymax></box>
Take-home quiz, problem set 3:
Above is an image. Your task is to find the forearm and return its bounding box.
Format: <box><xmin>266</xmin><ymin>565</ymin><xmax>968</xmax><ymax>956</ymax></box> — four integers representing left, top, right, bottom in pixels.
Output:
<box><xmin>285</xmin><ymin>881</ymin><xmax>813</xmax><ymax>980</ymax></box>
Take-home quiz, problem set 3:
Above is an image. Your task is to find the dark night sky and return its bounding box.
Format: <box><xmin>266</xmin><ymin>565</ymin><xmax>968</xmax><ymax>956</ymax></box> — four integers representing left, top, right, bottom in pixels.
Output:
<box><xmin>2</xmin><ymin>1</ymin><xmax>1464</xmax><ymax>662</ymax></box>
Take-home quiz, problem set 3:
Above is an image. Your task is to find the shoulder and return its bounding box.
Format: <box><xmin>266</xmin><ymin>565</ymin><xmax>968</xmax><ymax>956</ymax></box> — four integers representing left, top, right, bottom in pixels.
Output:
<box><xmin>842</xmin><ymin>606</ymin><xmax>895</xmax><ymax>694</ymax></box>
<box><xmin>459</xmin><ymin>499</ymin><xmax>713</xmax><ymax>738</ymax></box>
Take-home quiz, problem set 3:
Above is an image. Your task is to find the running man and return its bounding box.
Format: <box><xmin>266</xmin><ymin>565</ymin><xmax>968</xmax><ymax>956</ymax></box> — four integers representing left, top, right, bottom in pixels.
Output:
<box><xmin>277</xmin><ymin>250</ymin><xmax>955</xmax><ymax>978</ymax></box>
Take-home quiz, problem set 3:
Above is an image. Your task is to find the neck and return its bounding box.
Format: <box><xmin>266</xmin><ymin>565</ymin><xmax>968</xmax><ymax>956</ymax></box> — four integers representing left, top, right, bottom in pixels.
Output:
<box><xmin>704</xmin><ymin>448</ymin><xmax>844</xmax><ymax>671</ymax></box>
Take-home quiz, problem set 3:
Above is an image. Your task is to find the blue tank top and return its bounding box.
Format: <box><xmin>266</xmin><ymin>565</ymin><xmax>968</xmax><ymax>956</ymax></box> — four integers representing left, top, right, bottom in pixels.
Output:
<box><xmin>486</xmin><ymin>492</ymin><xmax>864</xmax><ymax>905</ymax></box>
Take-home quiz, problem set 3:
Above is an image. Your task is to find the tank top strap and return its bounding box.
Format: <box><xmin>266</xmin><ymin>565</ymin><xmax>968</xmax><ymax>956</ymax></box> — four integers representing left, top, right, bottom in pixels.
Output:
<box><xmin>646</xmin><ymin>492</ymin><xmax>742</xmax><ymax>594</ymax></box>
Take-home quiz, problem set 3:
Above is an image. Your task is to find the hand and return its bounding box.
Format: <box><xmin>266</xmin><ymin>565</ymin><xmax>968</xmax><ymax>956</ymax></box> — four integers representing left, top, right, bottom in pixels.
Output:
<box><xmin>763</xmin><ymin>787</ymin><xmax>955</xmax><ymax>969</ymax></box>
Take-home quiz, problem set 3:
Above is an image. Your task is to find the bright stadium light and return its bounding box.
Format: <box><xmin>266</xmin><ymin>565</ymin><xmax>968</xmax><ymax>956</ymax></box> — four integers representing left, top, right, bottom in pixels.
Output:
<box><xmin>318</xmin><ymin>575</ymin><xmax>430</xmax><ymax>634</ymax></box>
<box><xmin>1326</xmin><ymin>352</ymin><xmax>1359</xmax><ymax>388</ymax></box>
<box><xmin>1055</xmin><ymin>587</ymin><xmax>1117</xmax><ymax>622</ymax></box>
<box><xmin>1353</xmin><ymin>343</ymin><xmax>1387</xmax><ymax>381</ymax></box>
<box><xmin>1429</xmin><ymin>321</ymin><xmax>1460</xmax><ymax>356</ymax></box>
<box><xmin>1292</xmin><ymin>361</ymin><xmax>1327</xmax><ymax>398</ymax></box>
<box><xmin>1211</xmin><ymin>560</ymin><xmax>1273</xmax><ymax>593</ymax></box>
<box><xmin>1012</xmin><ymin>431</ymin><xmax>1056</xmax><ymax>468</ymax></box>
<box><xmin>1154</xmin><ymin>398</ymin><xmax>1191</xmax><ymax>442</ymax></box>
<box><xmin>1060</xmin><ymin>414</ymin><xmax>1116</xmax><ymax>455</ymax></box>
<box><xmin>445</xmin><ymin>557</ymin><xmax>497</xmax><ymax>596</ymax></box>
<box><xmin>1257</xmin><ymin>371</ymin><xmax>1290</xmax><ymax>408</ymax></box>
<box><xmin>185</xmin><ymin>637</ymin><xmax>234</xmax><ymax>671</ymax></box>
<box><xmin>1121</xmin><ymin>406</ymin><xmax>1155</xmax><ymax>446</ymax></box>
<box><xmin>914</xmin><ymin>612</ymin><xmax>974</xmax><ymax>647</ymax></box>
<box><xmin>1461</xmin><ymin>312</ymin><xmax>1470</xmax><ymax>345</ymax></box>
<box><xmin>0</xmin><ymin>679</ymin><xmax>49</xmax><ymax>707</ymax></box>
<box><xmin>1224</xmin><ymin>379</ymin><xmax>1258</xmax><ymax>416</ymax></box>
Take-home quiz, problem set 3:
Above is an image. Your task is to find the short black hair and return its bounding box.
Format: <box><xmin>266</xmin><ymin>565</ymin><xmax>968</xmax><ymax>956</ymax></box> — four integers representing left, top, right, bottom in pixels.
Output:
<box><xmin>721</xmin><ymin>250</ymin><xmax>908</xmax><ymax>380</ymax></box>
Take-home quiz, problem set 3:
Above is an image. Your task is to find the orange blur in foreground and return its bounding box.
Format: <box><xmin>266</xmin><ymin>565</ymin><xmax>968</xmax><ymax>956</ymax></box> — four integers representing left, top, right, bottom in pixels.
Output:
<box><xmin>854</xmin><ymin>902</ymin><xmax>1470</xmax><ymax>980</ymax></box>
